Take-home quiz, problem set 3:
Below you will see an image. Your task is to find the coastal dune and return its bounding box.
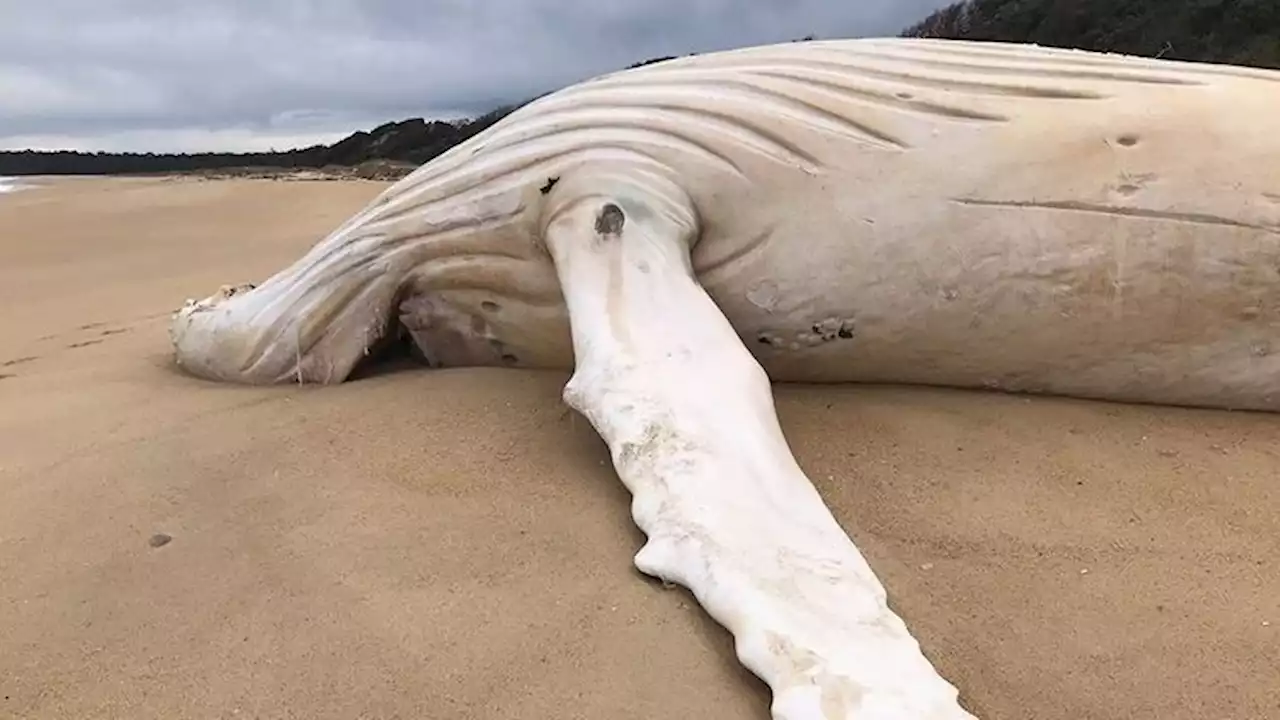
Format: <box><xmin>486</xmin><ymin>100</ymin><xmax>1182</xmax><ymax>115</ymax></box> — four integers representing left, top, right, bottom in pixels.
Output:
<box><xmin>0</xmin><ymin>177</ymin><xmax>1275</xmax><ymax>719</ymax></box>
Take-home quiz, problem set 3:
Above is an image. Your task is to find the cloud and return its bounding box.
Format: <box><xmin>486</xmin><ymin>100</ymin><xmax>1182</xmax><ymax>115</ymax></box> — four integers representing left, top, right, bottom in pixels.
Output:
<box><xmin>0</xmin><ymin>0</ymin><xmax>956</xmax><ymax>152</ymax></box>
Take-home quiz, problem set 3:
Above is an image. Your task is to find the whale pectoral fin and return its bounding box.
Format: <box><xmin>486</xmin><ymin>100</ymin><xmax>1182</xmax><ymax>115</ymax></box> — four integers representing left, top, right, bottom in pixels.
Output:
<box><xmin>541</xmin><ymin>177</ymin><xmax>976</xmax><ymax>719</ymax></box>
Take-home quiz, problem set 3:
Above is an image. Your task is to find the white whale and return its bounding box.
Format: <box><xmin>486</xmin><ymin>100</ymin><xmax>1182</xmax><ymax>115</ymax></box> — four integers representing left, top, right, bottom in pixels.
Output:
<box><xmin>171</xmin><ymin>37</ymin><xmax>1279</xmax><ymax>412</ymax></box>
<box><xmin>170</xmin><ymin>38</ymin><xmax>1280</xmax><ymax>720</ymax></box>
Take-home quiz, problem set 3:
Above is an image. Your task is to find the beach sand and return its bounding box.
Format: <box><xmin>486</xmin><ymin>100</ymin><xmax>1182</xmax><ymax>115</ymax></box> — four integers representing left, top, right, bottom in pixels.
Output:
<box><xmin>1</xmin><ymin>176</ymin><xmax>1276</xmax><ymax>719</ymax></box>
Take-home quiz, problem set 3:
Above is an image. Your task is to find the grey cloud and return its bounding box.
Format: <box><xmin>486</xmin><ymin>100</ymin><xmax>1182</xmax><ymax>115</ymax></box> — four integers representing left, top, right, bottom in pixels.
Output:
<box><xmin>0</xmin><ymin>0</ymin><xmax>956</xmax><ymax>151</ymax></box>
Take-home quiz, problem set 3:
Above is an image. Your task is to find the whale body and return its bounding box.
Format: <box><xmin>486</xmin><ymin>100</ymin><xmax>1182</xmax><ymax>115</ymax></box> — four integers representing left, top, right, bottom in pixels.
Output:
<box><xmin>170</xmin><ymin>37</ymin><xmax>1280</xmax><ymax>411</ymax></box>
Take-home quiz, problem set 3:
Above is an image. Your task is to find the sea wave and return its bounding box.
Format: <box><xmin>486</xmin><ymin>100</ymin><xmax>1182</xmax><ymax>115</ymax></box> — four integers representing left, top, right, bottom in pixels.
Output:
<box><xmin>0</xmin><ymin>176</ymin><xmax>25</xmax><ymax>194</ymax></box>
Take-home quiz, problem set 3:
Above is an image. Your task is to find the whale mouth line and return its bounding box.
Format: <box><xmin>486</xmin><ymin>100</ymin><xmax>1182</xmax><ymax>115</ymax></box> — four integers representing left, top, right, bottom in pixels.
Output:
<box><xmin>952</xmin><ymin>197</ymin><xmax>1280</xmax><ymax>235</ymax></box>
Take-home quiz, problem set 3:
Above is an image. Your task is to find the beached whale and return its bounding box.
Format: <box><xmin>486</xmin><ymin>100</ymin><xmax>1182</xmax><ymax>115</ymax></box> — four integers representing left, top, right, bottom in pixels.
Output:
<box><xmin>171</xmin><ymin>36</ymin><xmax>1279</xmax><ymax>412</ymax></box>
<box><xmin>170</xmin><ymin>38</ymin><xmax>1279</xmax><ymax>720</ymax></box>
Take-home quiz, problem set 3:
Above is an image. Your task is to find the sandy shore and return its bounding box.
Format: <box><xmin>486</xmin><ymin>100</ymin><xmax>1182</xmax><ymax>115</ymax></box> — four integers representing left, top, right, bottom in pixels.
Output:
<box><xmin>1</xmin><ymin>176</ymin><xmax>1276</xmax><ymax>719</ymax></box>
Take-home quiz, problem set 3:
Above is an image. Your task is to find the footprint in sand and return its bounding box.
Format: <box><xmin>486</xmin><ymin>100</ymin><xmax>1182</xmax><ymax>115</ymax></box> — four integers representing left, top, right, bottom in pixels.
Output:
<box><xmin>30</xmin><ymin>310</ymin><xmax>163</xmax><ymax>349</ymax></box>
<box><xmin>67</xmin><ymin>339</ymin><xmax>104</xmax><ymax>349</ymax></box>
<box><xmin>69</xmin><ymin>325</ymin><xmax>132</xmax><ymax>348</ymax></box>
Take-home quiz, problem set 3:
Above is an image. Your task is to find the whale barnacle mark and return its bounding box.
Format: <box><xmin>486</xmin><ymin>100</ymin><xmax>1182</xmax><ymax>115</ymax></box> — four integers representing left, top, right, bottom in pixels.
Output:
<box><xmin>483</xmin><ymin>335</ymin><xmax>520</xmax><ymax>366</ymax></box>
<box><xmin>805</xmin><ymin>317</ymin><xmax>858</xmax><ymax>343</ymax></box>
<box><xmin>539</xmin><ymin>176</ymin><xmax>560</xmax><ymax>195</ymax></box>
<box><xmin>595</xmin><ymin>203</ymin><xmax>626</xmax><ymax>236</ymax></box>
<box><xmin>756</xmin><ymin>331</ymin><xmax>783</xmax><ymax>348</ymax></box>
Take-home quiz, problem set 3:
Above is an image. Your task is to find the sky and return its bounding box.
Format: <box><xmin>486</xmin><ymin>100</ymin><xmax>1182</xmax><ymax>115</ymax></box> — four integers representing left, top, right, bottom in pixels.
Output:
<box><xmin>0</xmin><ymin>0</ymin><xmax>958</xmax><ymax>154</ymax></box>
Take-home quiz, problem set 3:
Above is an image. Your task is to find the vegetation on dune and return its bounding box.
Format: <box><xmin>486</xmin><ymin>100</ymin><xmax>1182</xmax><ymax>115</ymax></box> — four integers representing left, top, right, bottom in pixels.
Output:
<box><xmin>0</xmin><ymin>109</ymin><xmax>520</xmax><ymax>178</ymax></box>
<box><xmin>901</xmin><ymin>0</ymin><xmax>1280</xmax><ymax>69</ymax></box>
<box><xmin>2</xmin><ymin>2</ymin><xmax>1275</xmax><ymax>177</ymax></box>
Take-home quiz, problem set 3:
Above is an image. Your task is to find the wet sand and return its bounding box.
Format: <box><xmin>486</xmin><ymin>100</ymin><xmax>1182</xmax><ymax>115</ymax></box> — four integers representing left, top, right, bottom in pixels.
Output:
<box><xmin>1</xmin><ymin>176</ymin><xmax>1276</xmax><ymax>719</ymax></box>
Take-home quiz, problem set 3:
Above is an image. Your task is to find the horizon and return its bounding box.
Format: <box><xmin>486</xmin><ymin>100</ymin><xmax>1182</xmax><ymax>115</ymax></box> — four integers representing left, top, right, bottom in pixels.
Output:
<box><xmin>0</xmin><ymin>1</ymin><xmax>956</xmax><ymax>154</ymax></box>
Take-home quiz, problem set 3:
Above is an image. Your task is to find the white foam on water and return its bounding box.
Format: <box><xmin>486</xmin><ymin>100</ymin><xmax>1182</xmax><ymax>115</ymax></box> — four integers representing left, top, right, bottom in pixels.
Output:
<box><xmin>0</xmin><ymin>176</ymin><xmax>26</xmax><ymax>194</ymax></box>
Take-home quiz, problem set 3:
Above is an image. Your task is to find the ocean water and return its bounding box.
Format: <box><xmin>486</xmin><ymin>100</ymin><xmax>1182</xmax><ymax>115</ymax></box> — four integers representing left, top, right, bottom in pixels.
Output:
<box><xmin>0</xmin><ymin>176</ymin><xmax>24</xmax><ymax>193</ymax></box>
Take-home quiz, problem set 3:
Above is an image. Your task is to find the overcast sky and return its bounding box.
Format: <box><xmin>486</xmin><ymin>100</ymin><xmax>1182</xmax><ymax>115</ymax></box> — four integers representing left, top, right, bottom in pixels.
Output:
<box><xmin>0</xmin><ymin>0</ymin><xmax>956</xmax><ymax>153</ymax></box>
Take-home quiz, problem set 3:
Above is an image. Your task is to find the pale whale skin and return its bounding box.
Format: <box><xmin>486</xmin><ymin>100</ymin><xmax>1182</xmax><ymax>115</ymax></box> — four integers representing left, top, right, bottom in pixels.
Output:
<box><xmin>170</xmin><ymin>37</ymin><xmax>1280</xmax><ymax>411</ymax></box>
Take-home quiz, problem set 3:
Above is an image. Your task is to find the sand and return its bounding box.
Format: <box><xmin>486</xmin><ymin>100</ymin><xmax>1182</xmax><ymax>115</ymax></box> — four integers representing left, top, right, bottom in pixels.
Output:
<box><xmin>1</xmin><ymin>176</ymin><xmax>1276</xmax><ymax>720</ymax></box>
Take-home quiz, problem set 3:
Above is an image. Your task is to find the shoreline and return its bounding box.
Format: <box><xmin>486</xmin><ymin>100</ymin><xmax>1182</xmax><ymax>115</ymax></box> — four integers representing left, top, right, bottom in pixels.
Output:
<box><xmin>0</xmin><ymin>159</ymin><xmax>417</xmax><ymax>185</ymax></box>
<box><xmin>0</xmin><ymin>175</ymin><xmax>27</xmax><ymax>193</ymax></box>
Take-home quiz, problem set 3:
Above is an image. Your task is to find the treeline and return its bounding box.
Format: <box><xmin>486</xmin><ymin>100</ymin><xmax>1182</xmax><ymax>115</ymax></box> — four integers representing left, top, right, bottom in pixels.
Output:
<box><xmin>3</xmin><ymin>3</ymin><xmax>1276</xmax><ymax>177</ymax></box>
<box><xmin>0</xmin><ymin>105</ymin><xmax>522</xmax><ymax>177</ymax></box>
<box><xmin>901</xmin><ymin>0</ymin><xmax>1280</xmax><ymax>69</ymax></box>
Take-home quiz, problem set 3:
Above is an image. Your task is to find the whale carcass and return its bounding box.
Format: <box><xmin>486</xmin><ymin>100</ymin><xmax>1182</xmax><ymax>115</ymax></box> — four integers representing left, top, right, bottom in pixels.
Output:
<box><xmin>169</xmin><ymin>38</ymin><xmax>1280</xmax><ymax>720</ymax></box>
